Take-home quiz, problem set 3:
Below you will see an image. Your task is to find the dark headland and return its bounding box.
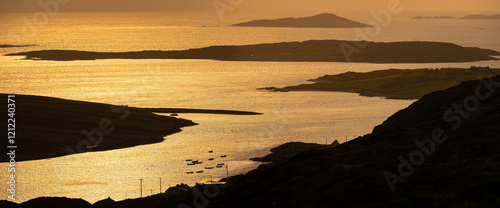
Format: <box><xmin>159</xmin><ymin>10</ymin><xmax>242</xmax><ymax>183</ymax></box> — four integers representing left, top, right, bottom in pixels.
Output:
<box><xmin>231</xmin><ymin>13</ymin><xmax>371</xmax><ymax>28</ymax></box>
<box><xmin>4</xmin><ymin>76</ymin><xmax>500</xmax><ymax>207</ymax></box>
<box><xmin>0</xmin><ymin>94</ymin><xmax>260</xmax><ymax>162</ymax></box>
<box><xmin>262</xmin><ymin>67</ymin><xmax>500</xmax><ymax>99</ymax></box>
<box><xmin>6</xmin><ymin>40</ymin><xmax>500</xmax><ymax>63</ymax></box>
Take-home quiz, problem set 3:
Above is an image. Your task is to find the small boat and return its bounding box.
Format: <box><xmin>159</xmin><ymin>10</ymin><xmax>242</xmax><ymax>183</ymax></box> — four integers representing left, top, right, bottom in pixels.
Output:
<box><xmin>217</xmin><ymin>163</ymin><xmax>224</xmax><ymax>166</ymax></box>
<box><xmin>205</xmin><ymin>167</ymin><xmax>214</xmax><ymax>169</ymax></box>
<box><xmin>209</xmin><ymin>150</ymin><xmax>213</xmax><ymax>153</ymax></box>
<box><xmin>196</xmin><ymin>170</ymin><xmax>203</xmax><ymax>173</ymax></box>
<box><xmin>220</xmin><ymin>155</ymin><xmax>227</xmax><ymax>158</ymax></box>
<box><xmin>208</xmin><ymin>158</ymin><xmax>214</xmax><ymax>161</ymax></box>
<box><xmin>216</xmin><ymin>165</ymin><xmax>223</xmax><ymax>168</ymax></box>
<box><xmin>170</xmin><ymin>113</ymin><xmax>179</xmax><ymax>117</ymax></box>
<box><xmin>186</xmin><ymin>172</ymin><xmax>194</xmax><ymax>174</ymax></box>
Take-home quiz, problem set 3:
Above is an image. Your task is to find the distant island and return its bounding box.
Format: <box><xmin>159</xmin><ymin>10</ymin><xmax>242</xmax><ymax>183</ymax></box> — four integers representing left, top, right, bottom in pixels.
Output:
<box><xmin>4</xmin><ymin>76</ymin><xmax>500</xmax><ymax>207</ymax></box>
<box><xmin>460</xmin><ymin>14</ymin><xmax>500</xmax><ymax>19</ymax></box>
<box><xmin>411</xmin><ymin>16</ymin><xmax>456</xmax><ymax>19</ymax></box>
<box><xmin>0</xmin><ymin>44</ymin><xmax>35</xmax><ymax>48</ymax></box>
<box><xmin>261</xmin><ymin>66</ymin><xmax>500</xmax><ymax>99</ymax></box>
<box><xmin>6</xmin><ymin>40</ymin><xmax>500</xmax><ymax>63</ymax></box>
<box><xmin>412</xmin><ymin>14</ymin><xmax>500</xmax><ymax>20</ymax></box>
<box><xmin>231</xmin><ymin>13</ymin><xmax>371</xmax><ymax>28</ymax></box>
<box><xmin>0</xmin><ymin>94</ymin><xmax>260</xmax><ymax>162</ymax></box>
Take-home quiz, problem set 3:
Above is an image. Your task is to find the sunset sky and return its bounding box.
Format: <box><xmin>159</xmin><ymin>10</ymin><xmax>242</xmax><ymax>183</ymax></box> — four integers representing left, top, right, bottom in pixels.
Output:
<box><xmin>0</xmin><ymin>0</ymin><xmax>499</xmax><ymax>14</ymax></box>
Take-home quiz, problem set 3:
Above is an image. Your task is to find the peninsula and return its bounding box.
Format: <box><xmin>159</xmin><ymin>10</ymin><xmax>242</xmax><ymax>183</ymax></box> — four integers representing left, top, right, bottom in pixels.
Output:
<box><xmin>6</xmin><ymin>40</ymin><xmax>500</xmax><ymax>63</ymax></box>
<box><xmin>261</xmin><ymin>67</ymin><xmax>500</xmax><ymax>99</ymax></box>
<box><xmin>231</xmin><ymin>13</ymin><xmax>371</xmax><ymax>28</ymax></box>
<box><xmin>0</xmin><ymin>94</ymin><xmax>261</xmax><ymax>162</ymax></box>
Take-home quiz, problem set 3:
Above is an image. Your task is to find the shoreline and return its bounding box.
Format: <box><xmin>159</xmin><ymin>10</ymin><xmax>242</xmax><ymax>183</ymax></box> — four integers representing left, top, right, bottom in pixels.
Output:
<box><xmin>0</xmin><ymin>94</ymin><xmax>261</xmax><ymax>162</ymax></box>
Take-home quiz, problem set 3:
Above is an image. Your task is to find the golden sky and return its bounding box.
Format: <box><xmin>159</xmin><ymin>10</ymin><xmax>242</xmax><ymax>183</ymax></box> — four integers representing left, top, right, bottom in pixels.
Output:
<box><xmin>0</xmin><ymin>0</ymin><xmax>498</xmax><ymax>13</ymax></box>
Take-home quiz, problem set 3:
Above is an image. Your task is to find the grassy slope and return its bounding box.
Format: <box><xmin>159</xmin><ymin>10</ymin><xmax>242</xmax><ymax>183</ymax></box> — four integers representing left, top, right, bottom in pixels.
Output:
<box><xmin>279</xmin><ymin>67</ymin><xmax>500</xmax><ymax>99</ymax></box>
<box><xmin>0</xmin><ymin>94</ymin><xmax>198</xmax><ymax>162</ymax></box>
<box><xmin>6</xmin><ymin>40</ymin><xmax>500</xmax><ymax>63</ymax></box>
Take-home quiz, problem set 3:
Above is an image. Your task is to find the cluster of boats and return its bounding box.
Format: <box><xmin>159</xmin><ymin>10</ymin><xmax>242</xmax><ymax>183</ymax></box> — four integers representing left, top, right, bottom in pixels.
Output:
<box><xmin>185</xmin><ymin>150</ymin><xmax>227</xmax><ymax>174</ymax></box>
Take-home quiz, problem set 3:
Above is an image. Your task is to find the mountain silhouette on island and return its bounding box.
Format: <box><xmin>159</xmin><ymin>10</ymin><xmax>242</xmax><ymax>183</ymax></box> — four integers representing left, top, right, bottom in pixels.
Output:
<box><xmin>231</xmin><ymin>13</ymin><xmax>371</xmax><ymax>28</ymax></box>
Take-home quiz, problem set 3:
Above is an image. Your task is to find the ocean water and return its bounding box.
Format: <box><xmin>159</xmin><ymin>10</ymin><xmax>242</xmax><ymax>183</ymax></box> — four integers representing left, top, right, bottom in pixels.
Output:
<box><xmin>0</xmin><ymin>12</ymin><xmax>499</xmax><ymax>203</ymax></box>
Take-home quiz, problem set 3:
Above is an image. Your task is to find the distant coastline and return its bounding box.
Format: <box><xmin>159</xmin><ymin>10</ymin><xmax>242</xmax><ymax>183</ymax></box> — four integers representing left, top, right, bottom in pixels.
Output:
<box><xmin>6</xmin><ymin>40</ymin><xmax>500</xmax><ymax>63</ymax></box>
<box><xmin>261</xmin><ymin>67</ymin><xmax>500</xmax><ymax>99</ymax></box>
<box><xmin>0</xmin><ymin>44</ymin><xmax>36</xmax><ymax>48</ymax></box>
<box><xmin>0</xmin><ymin>94</ymin><xmax>261</xmax><ymax>162</ymax></box>
<box><xmin>412</xmin><ymin>14</ymin><xmax>500</xmax><ymax>20</ymax></box>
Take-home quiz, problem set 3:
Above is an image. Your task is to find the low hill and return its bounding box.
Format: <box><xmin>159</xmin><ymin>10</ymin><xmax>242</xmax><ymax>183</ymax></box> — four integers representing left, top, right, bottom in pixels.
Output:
<box><xmin>0</xmin><ymin>94</ymin><xmax>197</xmax><ymax>162</ymax></box>
<box><xmin>6</xmin><ymin>40</ymin><xmax>500</xmax><ymax>63</ymax></box>
<box><xmin>460</xmin><ymin>14</ymin><xmax>500</xmax><ymax>19</ymax></box>
<box><xmin>231</xmin><ymin>13</ymin><xmax>371</xmax><ymax>28</ymax></box>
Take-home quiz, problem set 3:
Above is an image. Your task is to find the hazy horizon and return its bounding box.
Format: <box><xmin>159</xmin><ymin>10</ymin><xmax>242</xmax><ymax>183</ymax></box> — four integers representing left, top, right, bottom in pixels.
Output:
<box><xmin>0</xmin><ymin>0</ymin><xmax>499</xmax><ymax>14</ymax></box>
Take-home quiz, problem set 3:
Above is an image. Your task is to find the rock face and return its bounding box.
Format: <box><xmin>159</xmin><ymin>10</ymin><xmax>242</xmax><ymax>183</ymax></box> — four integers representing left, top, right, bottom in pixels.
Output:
<box><xmin>232</xmin><ymin>13</ymin><xmax>371</xmax><ymax>28</ymax></box>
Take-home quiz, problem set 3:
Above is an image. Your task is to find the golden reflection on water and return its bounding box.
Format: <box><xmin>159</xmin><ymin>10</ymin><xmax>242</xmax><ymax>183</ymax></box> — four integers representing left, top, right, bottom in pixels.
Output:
<box><xmin>1</xmin><ymin>12</ymin><xmax>500</xmax><ymax>203</ymax></box>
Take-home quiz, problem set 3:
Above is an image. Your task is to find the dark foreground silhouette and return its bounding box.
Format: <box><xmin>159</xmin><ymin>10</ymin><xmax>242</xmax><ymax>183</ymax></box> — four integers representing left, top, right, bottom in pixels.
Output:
<box><xmin>7</xmin><ymin>40</ymin><xmax>499</xmax><ymax>63</ymax></box>
<box><xmin>3</xmin><ymin>76</ymin><xmax>499</xmax><ymax>207</ymax></box>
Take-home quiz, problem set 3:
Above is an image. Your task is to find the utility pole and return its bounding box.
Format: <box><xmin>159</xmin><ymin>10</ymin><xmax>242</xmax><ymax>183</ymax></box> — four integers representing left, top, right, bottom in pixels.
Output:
<box><xmin>226</xmin><ymin>165</ymin><xmax>229</xmax><ymax>178</ymax></box>
<box><xmin>139</xmin><ymin>179</ymin><xmax>143</xmax><ymax>198</ymax></box>
<box><xmin>159</xmin><ymin>178</ymin><xmax>162</xmax><ymax>193</ymax></box>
